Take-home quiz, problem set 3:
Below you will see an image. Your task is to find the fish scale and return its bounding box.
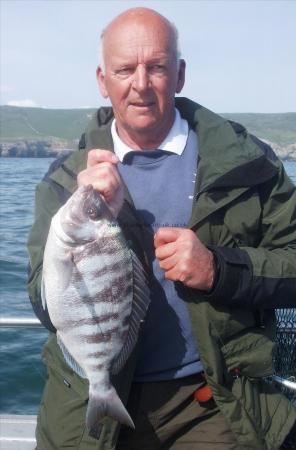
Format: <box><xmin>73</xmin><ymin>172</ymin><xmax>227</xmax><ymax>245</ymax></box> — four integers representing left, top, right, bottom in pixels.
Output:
<box><xmin>42</xmin><ymin>185</ymin><xmax>150</xmax><ymax>437</ymax></box>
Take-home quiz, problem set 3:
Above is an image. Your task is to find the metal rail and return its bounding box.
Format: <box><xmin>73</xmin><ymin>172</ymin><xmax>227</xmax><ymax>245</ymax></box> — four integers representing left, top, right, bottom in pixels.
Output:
<box><xmin>277</xmin><ymin>328</ymin><xmax>296</xmax><ymax>333</ymax></box>
<box><xmin>0</xmin><ymin>415</ymin><xmax>37</xmax><ymax>450</ymax></box>
<box><xmin>0</xmin><ymin>317</ymin><xmax>43</xmax><ymax>328</ymax></box>
<box><xmin>1</xmin><ymin>316</ymin><xmax>296</xmax><ymax>391</ymax></box>
<box><xmin>272</xmin><ymin>376</ymin><xmax>296</xmax><ymax>391</ymax></box>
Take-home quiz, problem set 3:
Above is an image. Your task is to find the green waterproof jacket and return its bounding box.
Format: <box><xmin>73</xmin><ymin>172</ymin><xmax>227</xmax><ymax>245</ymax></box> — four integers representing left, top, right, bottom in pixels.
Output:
<box><xmin>27</xmin><ymin>97</ymin><xmax>296</xmax><ymax>450</ymax></box>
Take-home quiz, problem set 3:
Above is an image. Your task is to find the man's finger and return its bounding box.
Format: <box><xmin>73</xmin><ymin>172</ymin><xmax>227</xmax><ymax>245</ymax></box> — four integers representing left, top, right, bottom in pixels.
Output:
<box><xmin>154</xmin><ymin>227</ymin><xmax>184</xmax><ymax>248</ymax></box>
<box><xmin>158</xmin><ymin>253</ymin><xmax>178</xmax><ymax>272</ymax></box>
<box><xmin>87</xmin><ymin>149</ymin><xmax>119</xmax><ymax>168</ymax></box>
<box><xmin>155</xmin><ymin>241</ymin><xmax>176</xmax><ymax>260</ymax></box>
<box><xmin>77</xmin><ymin>164</ymin><xmax>121</xmax><ymax>189</ymax></box>
<box><xmin>89</xmin><ymin>177</ymin><xmax>118</xmax><ymax>197</ymax></box>
<box><xmin>163</xmin><ymin>267</ymin><xmax>179</xmax><ymax>282</ymax></box>
<box><xmin>90</xmin><ymin>162</ymin><xmax>122</xmax><ymax>185</ymax></box>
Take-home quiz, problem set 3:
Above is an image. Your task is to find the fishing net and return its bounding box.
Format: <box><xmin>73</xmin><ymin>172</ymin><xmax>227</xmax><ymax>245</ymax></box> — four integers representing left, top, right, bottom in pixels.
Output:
<box><xmin>274</xmin><ymin>309</ymin><xmax>296</xmax><ymax>404</ymax></box>
<box><xmin>279</xmin><ymin>424</ymin><xmax>296</xmax><ymax>450</ymax></box>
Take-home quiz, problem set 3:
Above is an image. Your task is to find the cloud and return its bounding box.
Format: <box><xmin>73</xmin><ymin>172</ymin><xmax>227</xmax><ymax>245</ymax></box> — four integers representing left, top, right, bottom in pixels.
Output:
<box><xmin>6</xmin><ymin>99</ymin><xmax>39</xmax><ymax>107</ymax></box>
<box><xmin>0</xmin><ymin>85</ymin><xmax>13</xmax><ymax>94</ymax></box>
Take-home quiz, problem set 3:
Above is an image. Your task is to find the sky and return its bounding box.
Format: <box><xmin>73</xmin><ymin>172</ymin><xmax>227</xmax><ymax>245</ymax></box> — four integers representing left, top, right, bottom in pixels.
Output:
<box><xmin>1</xmin><ymin>0</ymin><xmax>295</xmax><ymax>113</ymax></box>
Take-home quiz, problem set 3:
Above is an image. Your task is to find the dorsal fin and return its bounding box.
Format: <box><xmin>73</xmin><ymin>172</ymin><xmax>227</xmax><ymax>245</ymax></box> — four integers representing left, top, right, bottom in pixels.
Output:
<box><xmin>111</xmin><ymin>251</ymin><xmax>150</xmax><ymax>374</ymax></box>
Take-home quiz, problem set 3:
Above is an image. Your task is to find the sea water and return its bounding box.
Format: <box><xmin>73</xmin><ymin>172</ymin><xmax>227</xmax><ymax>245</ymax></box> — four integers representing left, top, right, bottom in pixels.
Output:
<box><xmin>0</xmin><ymin>157</ymin><xmax>295</xmax><ymax>414</ymax></box>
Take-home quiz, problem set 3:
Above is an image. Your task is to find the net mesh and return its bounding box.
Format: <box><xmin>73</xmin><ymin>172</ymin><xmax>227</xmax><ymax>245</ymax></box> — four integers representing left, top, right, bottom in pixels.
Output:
<box><xmin>275</xmin><ymin>309</ymin><xmax>296</xmax><ymax>404</ymax></box>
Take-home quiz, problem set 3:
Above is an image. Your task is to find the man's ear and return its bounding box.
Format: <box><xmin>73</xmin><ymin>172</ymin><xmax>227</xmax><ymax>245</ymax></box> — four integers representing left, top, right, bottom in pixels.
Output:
<box><xmin>96</xmin><ymin>66</ymin><xmax>109</xmax><ymax>98</ymax></box>
<box><xmin>175</xmin><ymin>59</ymin><xmax>186</xmax><ymax>94</ymax></box>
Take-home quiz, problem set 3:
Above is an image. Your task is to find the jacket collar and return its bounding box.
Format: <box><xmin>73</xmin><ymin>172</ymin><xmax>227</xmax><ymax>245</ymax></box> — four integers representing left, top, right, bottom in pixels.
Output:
<box><xmin>49</xmin><ymin>97</ymin><xmax>279</xmax><ymax>227</ymax></box>
<box><xmin>175</xmin><ymin>97</ymin><xmax>278</xmax><ymax>193</ymax></box>
<box><xmin>174</xmin><ymin>98</ymin><xmax>279</xmax><ymax>227</ymax></box>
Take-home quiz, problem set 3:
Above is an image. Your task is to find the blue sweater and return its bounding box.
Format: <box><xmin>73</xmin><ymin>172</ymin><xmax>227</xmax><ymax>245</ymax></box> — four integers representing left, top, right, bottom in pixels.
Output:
<box><xmin>118</xmin><ymin>130</ymin><xmax>203</xmax><ymax>381</ymax></box>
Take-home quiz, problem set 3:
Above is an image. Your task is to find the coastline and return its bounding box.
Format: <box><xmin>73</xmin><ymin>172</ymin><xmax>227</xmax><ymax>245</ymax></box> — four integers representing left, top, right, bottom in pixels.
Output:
<box><xmin>0</xmin><ymin>139</ymin><xmax>295</xmax><ymax>160</ymax></box>
<box><xmin>1</xmin><ymin>106</ymin><xmax>295</xmax><ymax>159</ymax></box>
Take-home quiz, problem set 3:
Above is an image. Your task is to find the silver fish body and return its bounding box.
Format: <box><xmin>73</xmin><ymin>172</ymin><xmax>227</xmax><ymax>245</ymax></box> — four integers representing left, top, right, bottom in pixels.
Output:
<box><xmin>42</xmin><ymin>185</ymin><xmax>150</xmax><ymax>435</ymax></box>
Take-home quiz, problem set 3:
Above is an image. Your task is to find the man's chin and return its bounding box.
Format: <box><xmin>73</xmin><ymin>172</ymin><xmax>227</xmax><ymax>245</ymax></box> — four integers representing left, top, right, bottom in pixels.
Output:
<box><xmin>127</xmin><ymin>118</ymin><xmax>159</xmax><ymax>133</ymax></box>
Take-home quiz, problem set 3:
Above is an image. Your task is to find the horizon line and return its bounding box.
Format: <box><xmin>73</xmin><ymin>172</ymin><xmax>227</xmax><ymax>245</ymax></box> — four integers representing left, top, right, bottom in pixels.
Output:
<box><xmin>1</xmin><ymin>104</ymin><xmax>295</xmax><ymax>115</ymax></box>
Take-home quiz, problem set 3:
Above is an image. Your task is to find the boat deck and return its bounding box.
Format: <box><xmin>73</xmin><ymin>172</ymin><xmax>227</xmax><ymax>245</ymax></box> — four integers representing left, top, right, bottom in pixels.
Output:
<box><xmin>0</xmin><ymin>415</ymin><xmax>36</xmax><ymax>450</ymax></box>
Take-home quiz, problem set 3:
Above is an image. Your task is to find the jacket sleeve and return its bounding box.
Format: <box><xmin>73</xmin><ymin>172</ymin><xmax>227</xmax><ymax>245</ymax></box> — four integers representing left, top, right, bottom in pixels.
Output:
<box><xmin>27</xmin><ymin>179</ymin><xmax>62</xmax><ymax>331</ymax></box>
<box><xmin>27</xmin><ymin>152</ymin><xmax>76</xmax><ymax>331</ymax></box>
<box><xmin>207</xmin><ymin>161</ymin><xmax>296</xmax><ymax>309</ymax></box>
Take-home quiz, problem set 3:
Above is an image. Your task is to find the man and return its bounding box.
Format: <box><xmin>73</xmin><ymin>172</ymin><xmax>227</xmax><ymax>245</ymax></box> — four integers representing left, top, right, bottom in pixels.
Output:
<box><xmin>27</xmin><ymin>7</ymin><xmax>296</xmax><ymax>450</ymax></box>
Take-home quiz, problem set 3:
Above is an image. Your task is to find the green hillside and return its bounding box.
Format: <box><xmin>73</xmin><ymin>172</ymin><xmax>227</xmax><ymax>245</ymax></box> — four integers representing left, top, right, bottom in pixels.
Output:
<box><xmin>0</xmin><ymin>105</ymin><xmax>96</xmax><ymax>140</ymax></box>
<box><xmin>1</xmin><ymin>105</ymin><xmax>295</xmax><ymax>146</ymax></box>
<box><xmin>221</xmin><ymin>113</ymin><xmax>296</xmax><ymax>146</ymax></box>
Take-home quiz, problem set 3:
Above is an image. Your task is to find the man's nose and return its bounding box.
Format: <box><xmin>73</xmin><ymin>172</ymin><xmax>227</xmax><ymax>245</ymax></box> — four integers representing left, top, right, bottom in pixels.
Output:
<box><xmin>133</xmin><ymin>65</ymin><xmax>150</xmax><ymax>91</ymax></box>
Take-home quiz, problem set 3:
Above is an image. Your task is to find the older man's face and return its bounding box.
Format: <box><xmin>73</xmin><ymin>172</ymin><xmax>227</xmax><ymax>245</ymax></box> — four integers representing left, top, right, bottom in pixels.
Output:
<box><xmin>97</xmin><ymin>18</ymin><xmax>185</xmax><ymax>148</ymax></box>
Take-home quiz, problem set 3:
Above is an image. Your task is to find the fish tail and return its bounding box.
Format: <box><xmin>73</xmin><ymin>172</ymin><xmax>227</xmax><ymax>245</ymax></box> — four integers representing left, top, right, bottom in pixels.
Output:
<box><xmin>86</xmin><ymin>385</ymin><xmax>135</xmax><ymax>435</ymax></box>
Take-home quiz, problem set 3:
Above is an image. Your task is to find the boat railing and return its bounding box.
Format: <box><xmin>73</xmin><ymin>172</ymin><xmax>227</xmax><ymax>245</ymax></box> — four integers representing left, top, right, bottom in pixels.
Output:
<box><xmin>0</xmin><ymin>317</ymin><xmax>44</xmax><ymax>328</ymax></box>
<box><xmin>1</xmin><ymin>315</ymin><xmax>296</xmax><ymax>396</ymax></box>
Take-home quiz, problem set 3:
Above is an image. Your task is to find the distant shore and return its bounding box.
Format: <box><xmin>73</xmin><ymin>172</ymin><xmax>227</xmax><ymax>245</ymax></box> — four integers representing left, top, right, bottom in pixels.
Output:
<box><xmin>0</xmin><ymin>138</ymin><xmax>77</xmax><ymax>158</ymax></box>
<box><xmin>1</xmin><ymin>105</ymin><xmax>295</xmax><ymax>159</ymax></box>
<box><xmin>0</xmin><ymin>138</ymin><xmax>295</xmax><ymax>160</ymax></box>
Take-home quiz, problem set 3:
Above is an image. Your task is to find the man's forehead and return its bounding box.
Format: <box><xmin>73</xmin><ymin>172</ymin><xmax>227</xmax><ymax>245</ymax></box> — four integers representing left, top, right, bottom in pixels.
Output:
<box><xmin>105</xmin><ymin>21</ymin><xmax>172</xmax><ymax>45</ymax></box>
<box><xmin>105</xmin><ymin>46</ymin><xmax>174</xmax><ymax>70</ymax></box>
<box><xmin>103</xmin><ymin>8</ymin><xmax>172</xmax><ymax>35</ymax></box>
<box><xmin>107</xmin><ymin>53</ymin><xmax>172</xmax><ymax>69</ymax></box>
<box><xmin>103</xmin><ymin>25</ymin><xmax>175</xmax><ymax>64</ymax></box>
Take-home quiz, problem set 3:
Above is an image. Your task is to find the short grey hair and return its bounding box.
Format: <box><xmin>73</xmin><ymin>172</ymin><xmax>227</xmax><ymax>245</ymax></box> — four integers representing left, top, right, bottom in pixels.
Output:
<box><xmin>98</xmin><ymin>20</ymin><xmax>182</xmax><ymax>75</ymax></box>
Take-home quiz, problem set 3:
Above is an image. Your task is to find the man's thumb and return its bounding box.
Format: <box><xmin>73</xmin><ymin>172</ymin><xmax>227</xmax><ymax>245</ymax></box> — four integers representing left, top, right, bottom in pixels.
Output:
<box><xmin>154</xmin><ymin>227</ymin><xmax>183</xmax><ymax>248</ymax></box>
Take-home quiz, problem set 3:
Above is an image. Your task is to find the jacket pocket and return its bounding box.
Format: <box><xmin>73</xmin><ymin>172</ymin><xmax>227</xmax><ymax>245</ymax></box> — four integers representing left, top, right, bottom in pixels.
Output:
<box><xmin>42</xmin><ymin>334</ymin><xmax>89</xmax><ymax>399</ymax></box>
<box><xmin>220</xmin><ymin>330</ymin><xmax>275</xmax><ymax>378</ymax></box>
<box><xmin>36</xmin><ymin>335</ymin><xmax>99</xmax><ymax>449</ymax></box>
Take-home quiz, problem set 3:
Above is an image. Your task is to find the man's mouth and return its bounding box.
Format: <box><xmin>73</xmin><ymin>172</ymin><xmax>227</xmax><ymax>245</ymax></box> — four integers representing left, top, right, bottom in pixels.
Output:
<box><xmin>130</xmin><ymin>101</ymin><xmax>155</xmax><ymax>108</ymax></box>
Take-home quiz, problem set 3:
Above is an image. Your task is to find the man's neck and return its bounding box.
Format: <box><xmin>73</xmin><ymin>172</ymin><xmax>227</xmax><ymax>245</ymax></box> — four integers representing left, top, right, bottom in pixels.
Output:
<box><xmin>115</xmin><ymin>112</ymin><xmax>176</xmax><ymax>150</ymax></box>
<box><xmin>112</xmin><ymin>108</ymin><xmax>189</xmax><ymax>162</ymax></box>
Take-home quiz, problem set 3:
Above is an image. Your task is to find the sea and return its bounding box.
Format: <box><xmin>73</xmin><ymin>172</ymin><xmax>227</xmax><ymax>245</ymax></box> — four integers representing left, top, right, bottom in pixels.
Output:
<box><xmin>0</xmin><ymin>157</ymin><xmax>295</xmax><ymax>414</ymax></box>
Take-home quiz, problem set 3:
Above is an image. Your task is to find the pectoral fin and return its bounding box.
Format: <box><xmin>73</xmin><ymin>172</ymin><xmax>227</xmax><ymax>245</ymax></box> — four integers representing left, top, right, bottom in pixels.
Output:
<box><xmin>42</xmin><ymin>250</ymin><xmax>74</xmax><ymax>309</ymax></box>
<box><xmin>54</xmin><ymin>250</ymin><xmax>74</xmax><ymax>291</ymax></box>
<box><xmin>41</xmin><ymin>275</ymin><xmax>47</xmax><ymax>310</ymax></box>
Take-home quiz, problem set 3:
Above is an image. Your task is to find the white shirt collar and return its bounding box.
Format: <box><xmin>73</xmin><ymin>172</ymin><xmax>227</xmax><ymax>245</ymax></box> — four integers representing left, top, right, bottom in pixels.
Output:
<box><xmin>111</xmin><ymin>108</ymin><xmax>189</xmax><ymax>162</ymax></box>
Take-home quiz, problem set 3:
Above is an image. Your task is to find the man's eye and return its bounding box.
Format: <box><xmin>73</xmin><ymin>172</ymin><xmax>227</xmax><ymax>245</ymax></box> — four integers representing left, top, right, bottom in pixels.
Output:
<box><xmin>115</xmin><ymin>68</ymin><xmax>134</xmax><ymax>77</ymax></box>
<box><xmin>148</xmin><ymin>65</ymin><xmax>166</xmax><ymax>75</ymax></box>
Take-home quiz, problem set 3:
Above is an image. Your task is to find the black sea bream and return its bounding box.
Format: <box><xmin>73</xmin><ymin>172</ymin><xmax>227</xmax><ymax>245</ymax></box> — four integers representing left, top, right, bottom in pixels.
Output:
<box><xmin>42</xmin><ymin>185</ymin><xmax>150</xmax><ymax>436</ymax></box>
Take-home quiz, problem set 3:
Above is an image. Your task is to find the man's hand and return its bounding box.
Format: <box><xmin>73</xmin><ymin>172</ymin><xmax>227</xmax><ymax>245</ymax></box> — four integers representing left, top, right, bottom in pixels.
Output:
<box><xmin>77</xmin><ymin>149</ymin><xmax>124</xmax><ymax>217</ymax></box>
<box><xmin>154</xmin><ymin>227</ymin><xmax>215</xmax><ymax>291</ymax></box>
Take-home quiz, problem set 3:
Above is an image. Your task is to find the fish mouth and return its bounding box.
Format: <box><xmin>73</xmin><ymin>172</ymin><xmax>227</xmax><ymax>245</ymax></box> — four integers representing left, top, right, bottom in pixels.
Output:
<box><xmin>69</xmin><ymin>185</ymin><xmax>113</xmax><ymax>224</ymax></box>
<box><xmin>60</xmin><ymin>185</ymin><xmax>113</xmax><ymax>242</ymax></box>
<box><xmin>76</xmin><ymin>185</ymin><xmax>101</xmax><ymax>209</ymax></box>
<box><xmin>79</xmin><ymin>184</ymin><xmax>95</xmax><ymax>197</ymax></box>
<box><xmin>58</xmin><ymin>185</ymin><xmax>99</xmax><ymax>242</ymax></box>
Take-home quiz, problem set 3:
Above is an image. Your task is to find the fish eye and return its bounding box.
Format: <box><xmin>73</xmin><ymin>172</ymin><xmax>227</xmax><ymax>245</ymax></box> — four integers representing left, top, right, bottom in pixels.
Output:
<box><xmin>86</xmin><ymin>205</ymin><xmax>100</xmax><ymax>220</ymax></box>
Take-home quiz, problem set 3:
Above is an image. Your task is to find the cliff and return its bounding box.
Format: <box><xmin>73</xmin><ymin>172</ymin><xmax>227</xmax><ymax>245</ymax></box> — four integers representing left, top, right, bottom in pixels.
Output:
<box><xmin>0</xmin><ymin>138</ymin><xmax>77</xmax><ymax>158</ymax></box>
<box><xmin>259</xmin><ymin>140</ymin><xmax>296</xmax><ymax>161</ymax></box>
<box><xmin>1</xmin><ymin>106</ymin><xmax>295</xmax><ymax>159</ymax></box>
<box><xmin>1</xmin><ymin>138</ymin><xmax>295</xmax><ymax>160</ymax></box>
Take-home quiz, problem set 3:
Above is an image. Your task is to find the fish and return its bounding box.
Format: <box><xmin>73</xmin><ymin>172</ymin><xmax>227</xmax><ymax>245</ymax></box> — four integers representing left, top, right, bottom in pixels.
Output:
<box><xmin>41</xmin><ymin>184</ymin><xmax>150</xmax><ymax>436</ymax></box>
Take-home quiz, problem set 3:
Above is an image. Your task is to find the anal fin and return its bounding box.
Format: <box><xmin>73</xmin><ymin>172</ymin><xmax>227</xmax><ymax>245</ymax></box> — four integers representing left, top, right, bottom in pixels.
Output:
<box><xmin>56</xmin><ymin>333</ymin><xmax>87</xmax><ymax>379</ymax></box>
